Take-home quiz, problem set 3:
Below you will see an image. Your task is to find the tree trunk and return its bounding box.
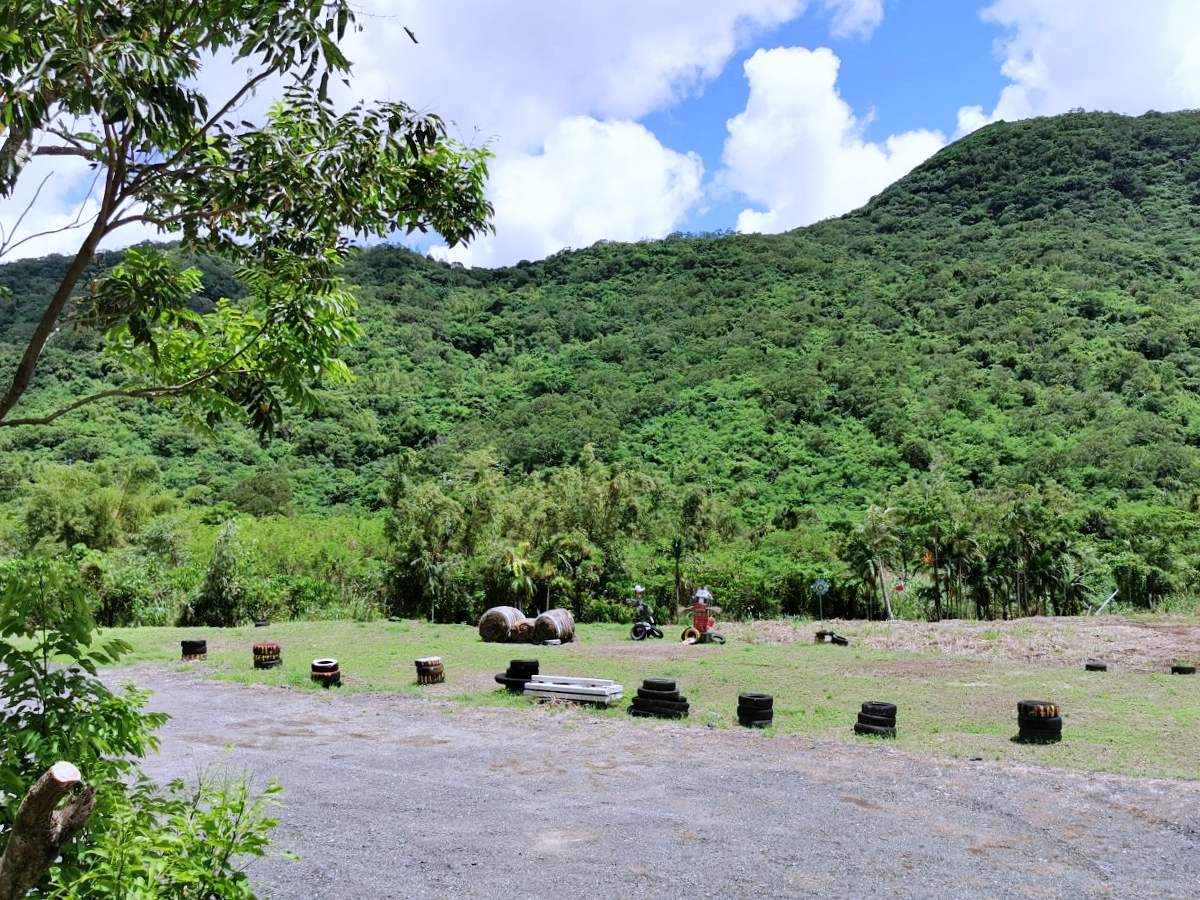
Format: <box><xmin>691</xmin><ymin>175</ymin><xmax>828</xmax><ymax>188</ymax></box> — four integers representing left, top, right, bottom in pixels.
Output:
<box><xmin>879</xmin><ymin>559</ymin><xmax>894</xmax><ymax>620</ymax></box>
<box><xmin>0</xmin><ymin>762</ymin><xmax>95</xmax><ymax>900</ymax></box>
<box><xmin>930</xmin><ymin>536</ymin><xmax>943</xmax><ymax>622</ymax></box>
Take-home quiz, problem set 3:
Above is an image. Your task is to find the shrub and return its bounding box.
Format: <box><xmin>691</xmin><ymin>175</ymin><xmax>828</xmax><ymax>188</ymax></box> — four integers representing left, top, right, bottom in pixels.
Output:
<box><xmin>181</xmin><ymin>521</ymin><xmax>244</xmax><ymax>626</ymax></box>
<box><xmin>0</xmin><ymin>557</ymin><xmax>278</xmax><ymax>894</ymax></box>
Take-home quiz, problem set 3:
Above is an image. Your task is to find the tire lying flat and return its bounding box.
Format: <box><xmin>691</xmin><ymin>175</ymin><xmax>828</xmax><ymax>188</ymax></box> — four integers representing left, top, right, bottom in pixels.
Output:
<box><xmin>1017</xmin><ymin>700</ymin><xmax>1059</xmax><ymax>718</ymax></box>
<box><xmin>738</xmin><ymin>693</ymin><xmax>773</xmax><ymax>711</ymax></box>
<box><xmin>857</xmin><ymin>712</ymin><xmax>896</xmax><ymax>728</ymax></box>
<box><xmin>637</xmin><ymin>687</ymin><xmax>681</xmax><ymax>701</ymax></box>
<box><xmin>853</xmin><ymin>722</ymin><xmax>896</xmax><ymax>738</ymax></box>
<box><xmin>861</xmin><ymin>701</ymin><xmax>897</xmax><ymax>719</ymax></box>
<box><xmin>642</xmin><ymin>678</ymin><xmax>676</xmax><ymax>693</ymax></box>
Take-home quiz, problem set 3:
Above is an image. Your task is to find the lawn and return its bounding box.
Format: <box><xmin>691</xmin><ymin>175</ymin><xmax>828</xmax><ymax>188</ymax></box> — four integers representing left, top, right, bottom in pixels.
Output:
<box><xmin>107</xmin><ymin>618</ymin><xmax>1200</xmax><ymax>781</ymax></box>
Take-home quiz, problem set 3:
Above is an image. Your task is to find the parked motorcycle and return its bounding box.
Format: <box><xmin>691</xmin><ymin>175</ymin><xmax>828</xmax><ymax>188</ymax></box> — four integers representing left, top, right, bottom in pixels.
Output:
<box><xmin>628</xmin><ymin>586</ymin><xmax>663</xmax><ymax>640</ymax></box>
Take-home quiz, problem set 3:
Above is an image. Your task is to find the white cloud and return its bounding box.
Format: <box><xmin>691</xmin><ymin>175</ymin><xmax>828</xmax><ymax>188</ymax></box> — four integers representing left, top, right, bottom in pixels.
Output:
<box><xmin>821</xmin><ymin>0</ymin><xmax>884</xmax><ymax>39</ymax></box>
<box><xmin>958</xmin><ymin>0</ymin><xmax>1200</xmax><ymax>135</ymax></box>
<box><xmin>346</xmin><ymin>1</ymin><xmax>809</xmax><ymax>151</ymax></box>
<box><xmin>722</xmin><ymin>46</ymin><xmax>944</xmax><ymax>234</ymax></box>
<box><xmin>2</xmin><ymin>1</ymin><xmax>896</xmax><ymax>265</ymax></box>
<box><xmin>433</xmin><ymin>117</ymin><xmax>703</xmax><ymax>267</ymax></box>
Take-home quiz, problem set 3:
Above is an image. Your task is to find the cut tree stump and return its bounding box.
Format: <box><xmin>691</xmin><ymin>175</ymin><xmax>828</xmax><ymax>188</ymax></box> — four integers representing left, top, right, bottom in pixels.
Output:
<box><xmin>0</xmin><ymin>762</ymin><xmax>95</xmax><ymax>900</ymax></box>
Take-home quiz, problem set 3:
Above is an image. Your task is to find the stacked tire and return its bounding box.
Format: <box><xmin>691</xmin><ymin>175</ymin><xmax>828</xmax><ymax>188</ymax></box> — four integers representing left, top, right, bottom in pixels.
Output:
<box><xmin>180</xmin><ymin>639</ymin><xmax>207</xmax><ymax>661</ymax></box>
<box><xmin>415</xmin><ymin>657</ymin><xmax>445</xmax><ymax>685</ymax></box>
<box><xmin>253</xmin><ymin>641</ymin><xmax>281</xmax><ymax>669</ymax></box>
<box><xmin>853</xmin><ymin>701</ymin><xmax>896</xmax><ymax>738</ymax></box>
<box><xmin>628</xmin><ymin>678</ymin><xmax>689</xmax><ymax>719</ymax></box>
<box><xmin>495</xmin><ymin>659</ymin><xmax>539</xmax><ymax>692</ymax></box>
<box><xmin>1017</xmin><ymin>700</ymin><xmax>1062</xmax><ymax>744</ymax></box>
<box><xmin>737</xmin><ymin>693</ymin><xmax>773</xmax><ymax>728</ymax></box>
<box><xmin>311</xmin><ymin>658</ymin><xmax>341</xmax><ymax>687</ymax></box>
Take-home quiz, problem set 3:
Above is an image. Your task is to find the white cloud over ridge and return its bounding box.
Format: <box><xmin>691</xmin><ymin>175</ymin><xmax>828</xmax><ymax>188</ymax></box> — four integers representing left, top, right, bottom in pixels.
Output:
<box><xmin>434</xmin><ymin>117</ymin><xmax>704</xmax><ymax>267</ymax></box>
<box><xmin>958</xmin><ymin>0</ymin><xmax>1200</xmax><ymax>135</ymax></box>
<box><xmin>722</xmin><ymin>46</ymin><xmax>944</xmax><ymax>235</ymax></box>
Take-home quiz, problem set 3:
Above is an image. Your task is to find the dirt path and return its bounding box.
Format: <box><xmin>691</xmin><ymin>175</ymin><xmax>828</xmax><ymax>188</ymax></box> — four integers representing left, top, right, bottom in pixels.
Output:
<box><xmin>119</xmin><ymin>667</ymin><xmax>1199</xmax><ymax>899</ymax></box>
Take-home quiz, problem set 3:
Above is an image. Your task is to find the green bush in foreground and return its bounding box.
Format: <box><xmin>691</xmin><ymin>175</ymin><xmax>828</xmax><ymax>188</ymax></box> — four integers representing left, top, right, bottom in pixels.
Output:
<box><xmin>0</xmin><ymin>558</ymin><xmax>278</xmax><ymax>896</ymax></box>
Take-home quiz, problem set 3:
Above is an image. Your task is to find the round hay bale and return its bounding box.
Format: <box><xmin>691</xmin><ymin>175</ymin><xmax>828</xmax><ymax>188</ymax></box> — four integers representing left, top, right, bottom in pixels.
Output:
<box><xmin>513</xmin><ymin>617</ymin><xmax>537</xmax><ymax>643</ymax></box>
<box><xmin>532</xmin><ymin>608</ymin><xmax>575</xmax><ymax>644</ymax></box>
<box><xmin>478</xmin><ymin>606</ymin><xmax>526</xmax><ymax>643</ymax></box>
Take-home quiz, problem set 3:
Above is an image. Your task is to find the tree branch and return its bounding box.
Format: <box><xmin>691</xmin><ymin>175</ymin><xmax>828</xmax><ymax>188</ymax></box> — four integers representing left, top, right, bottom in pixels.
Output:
<box><xmin>0</xmin><ymin>132</ymin><xmax>124</xmax><ymax>422</ymax></box>
<box><xmin>0</xmin><ymin>762</ymin><xmax>96</xmax><ymax>900</ymax></box>
<box><xmin>0</xmin><ymin>312</ymin><xmax>275</xmax><ymax>427</ymax></box>
<box><xmin>32</xmin><ymin>146</ymin><xmax>92</xmax><ymax>158</ymax></box>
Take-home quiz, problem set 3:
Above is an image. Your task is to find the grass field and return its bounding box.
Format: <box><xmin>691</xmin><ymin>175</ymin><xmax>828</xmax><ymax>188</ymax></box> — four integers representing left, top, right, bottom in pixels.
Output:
<box><xmin>107</xmin><ymin>618</ymin><xmax>1200</xmax><ymax>781</ymax></box>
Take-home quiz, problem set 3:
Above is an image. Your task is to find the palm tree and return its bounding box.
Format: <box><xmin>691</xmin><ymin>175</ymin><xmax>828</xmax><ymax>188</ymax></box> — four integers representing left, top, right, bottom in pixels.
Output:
<box><xmin>857</xmin><ymin>505</ymin><xmax>900</xmax><ymax>620</ymax></box>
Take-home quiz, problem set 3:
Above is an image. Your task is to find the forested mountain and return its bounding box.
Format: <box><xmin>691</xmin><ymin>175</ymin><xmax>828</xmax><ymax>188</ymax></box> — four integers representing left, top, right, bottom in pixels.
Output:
<box><xmin>4</xmin><ymin>110</ymin><xmax>1200</xmax><ymax>622</ymax></box>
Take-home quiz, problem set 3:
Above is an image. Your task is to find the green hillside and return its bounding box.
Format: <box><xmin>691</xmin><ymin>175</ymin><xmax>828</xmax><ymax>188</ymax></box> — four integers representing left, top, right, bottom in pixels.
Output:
<box><xmin>4</xmin><ymin>110</ymin><xmax>1200</xmax><ymax>622</ymax></box>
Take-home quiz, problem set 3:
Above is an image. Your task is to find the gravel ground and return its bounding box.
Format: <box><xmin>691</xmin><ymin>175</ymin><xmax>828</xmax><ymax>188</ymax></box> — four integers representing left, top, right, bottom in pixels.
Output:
<box><xmin>119</xmin><ymin>667</ymin><xmax>1200</xmax><ymax>900</ymax></box>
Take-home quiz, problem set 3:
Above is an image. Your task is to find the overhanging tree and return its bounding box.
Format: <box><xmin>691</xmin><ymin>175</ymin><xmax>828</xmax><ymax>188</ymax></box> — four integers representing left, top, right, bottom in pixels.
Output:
<box><xmin>0</xmin><ymin>0</ymin><xmax>493</xmax><ymax>433</ymax></box>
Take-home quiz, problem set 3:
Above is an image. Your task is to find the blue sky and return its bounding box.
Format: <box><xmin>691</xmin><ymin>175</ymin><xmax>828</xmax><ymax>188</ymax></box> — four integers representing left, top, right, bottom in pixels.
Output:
<box><xmin>643</xmin><ymin>1</ymin><xmax>1010</xmax><ymax>233</ymax></box>
<box><xmin>8</xmin><ymin>1</ymin><xmax>1200</xmax><ymax>265</ymax></box>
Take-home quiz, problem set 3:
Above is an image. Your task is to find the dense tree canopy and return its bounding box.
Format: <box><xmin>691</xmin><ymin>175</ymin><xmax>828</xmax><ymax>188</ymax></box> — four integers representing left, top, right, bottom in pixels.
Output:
<box><xmin>4</xmin><ymin>109</ymin><xmax>1200</xmax><ymax>621</ymax></box>
<box><xmin>0</xmin><ymin>0</ymin><xmax>492</xmax><ymax>432</ymax></box>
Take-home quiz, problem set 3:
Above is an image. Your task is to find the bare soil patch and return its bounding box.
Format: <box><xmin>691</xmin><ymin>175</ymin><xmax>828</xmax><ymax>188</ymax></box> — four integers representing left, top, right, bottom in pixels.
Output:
<box><xmin>724</xmin><ymin>615</ymin><xmax>1200</xmax><ymax>672</ymax></box>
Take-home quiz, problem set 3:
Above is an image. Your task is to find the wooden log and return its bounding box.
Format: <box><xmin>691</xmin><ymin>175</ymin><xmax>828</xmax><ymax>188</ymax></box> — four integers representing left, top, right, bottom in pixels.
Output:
<box><xmin>0</xmin><ymin>762</ymin><xmax>96</xmax><ymax>900</ymax></box>
<box><xmin>478</xmin><ymin>606</ymin><xmax>525</xmax><ymax>643</ymax></box>
<box><xmin>532</xmin><ymin>608</ymin><xmax>576</xmax><ymax>643</ymax></box>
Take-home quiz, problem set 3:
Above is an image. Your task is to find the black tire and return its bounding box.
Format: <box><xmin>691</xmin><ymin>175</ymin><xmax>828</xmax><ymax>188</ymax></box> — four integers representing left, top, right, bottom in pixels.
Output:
<box><xmin>1017</xmin><ymin>700</ymin><xmax>1059</xmax><ymax>718</ymax></box>
<box><xmin>631</xmin><ymin>698</ymin><xmax>690</xmax><ymax>713</ymax></box>
<box><xmin>857</xmin><ymin>712</ymin><xmax>896</xmax><ymax>728</ymax></box>
<box><xmin>830</xmin><ymin>635</ymin><xmax>849</xmax><ymax>646</ymax></box>
<box><xmin>681</xmin><ymin>627</ymin><xmax>699</xmax><ymax>642</ymax></box>
<box><xmin>494</xmin><ymin>675</ymin><xmax>530</xmax><ymax>690</ymax></box>
<box><xmin>853</xmin><ymin>722</ymin><xmax>896</xmax><ymax>738</ymax></box>
<box><xmin>1085</xmin><ymin>661</ymin><xmax>1107</xmax><ymax>672</ymax></box>
<box><xmin>1017</xmin><ymin>714</ymin><xmax>1062</xmax><ymax>729</ymax></box>
<box><xmin>1171</xmin><ymin>664</ymin><xmax>1196</xmax><ymax>675</ymax></box>
<box><xmin>637</xmin><ymin>687</ymin><xmax>681</xmax><ymax>701</ymax></box>
<box><xmin>631</xmin><ymin>623</ymin><xmax>648</xmax><ymax>640</ymax></box>
<box><xmin>181</xmin><ymin>639</ymin><xmax>206</xmax><ymax>654</ymax></box>
<box><xmin>737</xmin><ymin>710</ymin><xmax>774</xmax><ymax>724</ymax></box>
<box><xmin>254</xmin><ymin>660</ymin><xmax>281</xmax><ymax>670</ymax></box>
<box><xmin>508</xmin><ymin>659</ymin><xmax>538</xmax><ymax>671</ymax></box>
<box><xmin>254</xmin><ymin>620</ymin><xmax>270</xmax><ymax>627</ymax></box>
<box><xmin>642</xmin><ymin>678</ymin><xmax>676</xmax><ymax>693</ymax></box>
<box><xmin>861</xmin><ymin>701</ymin><xmax>897</xmax><ymax>718</ymax></box>
<box><xmin>311</xmin><ymin>658</ymin><xmax>339</xmax><ymax>673</ymax></box>
<box><xmin>709</xmin><ymin>634</ymin><xmax>726</xmax><ymax>645</ymax></box>
<box><xmin>649</xmin><ymin>627</ymin><xmax>664</xmax><ymax>639</ymax></box>
<box><xmin>737</xmin><ymin>693</ymin><xmax>773</xmax><ymax>711</ymax></box>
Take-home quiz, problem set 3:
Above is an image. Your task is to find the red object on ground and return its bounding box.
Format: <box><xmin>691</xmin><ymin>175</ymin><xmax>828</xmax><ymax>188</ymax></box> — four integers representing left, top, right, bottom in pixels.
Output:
<box><xmin>685</xmin><ymin>603</ymin><xmax>719</xmax><ymax>634</ymax></box>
